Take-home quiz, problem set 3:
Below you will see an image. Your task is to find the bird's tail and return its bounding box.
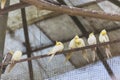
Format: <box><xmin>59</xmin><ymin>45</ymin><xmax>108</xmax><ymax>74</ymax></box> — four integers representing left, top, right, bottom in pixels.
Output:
<box><xmin>1</xmin><ymin>0</ymin><xmax>6</xmax><ymax>9</ymax></box>
<box><xmin>91</xmin><ymin>48</ymin><xmax>97</xmax><ymax>62</ymax></box>
<box><xmin>48</xmin><ymin>53</ymin><xmax>55</xmax><ymax>63</ymax></box>
<box><xmin>105</xmin><ymin>45</ymin><xmax>112</xmax><ymax>58</ymax></box>
<box><xmin>1</xmin><ymin>65</ymin><xmax>7</xmax><ymax>74</ymax></box>
<box><xmin>5</xmin><ymin>63</ymin><xmax>16</xmax><ymax>73</ymax></box>
<box><xmin>82</xmin><ymin>50</ymin><xmax>89</xmax><ymax>62</ymax></box>
<box><xmin>64</xmin><ymin>52</ymin><xmax>73</xmax><ymax>63</ymax></box>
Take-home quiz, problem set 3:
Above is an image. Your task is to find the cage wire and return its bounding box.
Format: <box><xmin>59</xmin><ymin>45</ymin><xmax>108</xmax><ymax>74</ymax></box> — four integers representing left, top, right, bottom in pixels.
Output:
<box><xmin>2</xmin><ymin>30</ymin><xmax>120</xmax><ymax>80</ymax></box>
<box><xmin>2</xmin><ymin>22</ymin><xmax>120</xmax><ymax>80</ymax></box>
<box><xmin>2</xmin><ymin>56</ymin><xmax>120</xmax><ymax>80</ymax></box>
<box><xmin>47</xmin><ymin>61</ymin><xmax>112</xmax><ymax>80</ymax></box>
<box><xmin>1</xmin><ymin>0</ymin><xmax>120</xmax><ymax>79</ymax></box>
<box><xmin>2</xmin><ymin>20</ymin><xmax>120</xmax><ymax>80</ymax></box>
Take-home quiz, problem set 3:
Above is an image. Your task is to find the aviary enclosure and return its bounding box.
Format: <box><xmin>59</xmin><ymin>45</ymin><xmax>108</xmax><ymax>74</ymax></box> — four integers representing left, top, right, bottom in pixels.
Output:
<box><xmin>0</xmin><ymin>0</ymin><xmax>120</xmax><ymax>80</ymax></box>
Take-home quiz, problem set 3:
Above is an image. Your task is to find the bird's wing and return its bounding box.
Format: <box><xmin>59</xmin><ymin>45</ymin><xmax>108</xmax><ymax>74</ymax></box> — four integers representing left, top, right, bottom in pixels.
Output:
<box><xmin>88</xmin><ymin>36</ymin><xmax>97</xmax><ymax>45</ymax></box>
<box><xmin>1</xmin><ymin>0</ymin><xmax>6</xmax><ymax>9</ymax></box>
<box><xmin>11</xmin><ymin>51</ymin><xmax>22</xmax><ymax>61</ymax></box>
<box><xmin>65</xmin><ymin>40</ymin><xmax>75</xmax><ymax>63</ymax></box>
<box><xmin>5</xmin><ymin>63</ymin><xmax>16</xmax><ymax>73</ymax></box>
<box><xmin>50</xmin><ymin>45</ymin><xmax>63</xmax><ymax>53</ymax></box>
<box><xmin>48</xmin><ymin>45</ymin><xmax>64</xmax><ymax>62</ymax></box>
<box><xmin>69</xmin><ymin>39</ymin><xmax>75</xmax><ymax>48</ymax></box>
<box><xmin>48</xmin><ymin>53</ymin><xmax>55</xmax><ymax>62</ymax></box>
<box><xmin>105</xmin><ymin>35</ymin><xmax>110</xmax><ymax>42</ymax></box>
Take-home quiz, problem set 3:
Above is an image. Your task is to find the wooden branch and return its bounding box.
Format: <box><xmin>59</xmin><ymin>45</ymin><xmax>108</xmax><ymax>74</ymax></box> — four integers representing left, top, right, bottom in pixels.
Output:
<box><xmin>1</xmin><ymin>39</ymin><xmax>120</xmax><ymax>66</ymax></box>
<box><xmin>21</xmin><ymin>0</ymin><xmax>120</xmax><ymax>21</ymax></box>
<box><xmin>0</xmin><ymin>2</ymin><xmax>30</xmax><ymax>15</ymax></box>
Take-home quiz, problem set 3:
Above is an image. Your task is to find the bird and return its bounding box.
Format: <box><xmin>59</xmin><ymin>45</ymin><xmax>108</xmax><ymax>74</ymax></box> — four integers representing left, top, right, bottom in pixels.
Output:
<box><xmin>87</xmin><ymin>32</ymin><xmax>97</xmax><ymax>62</ymax></box>
<box><xmin>5</xmin><ymin>50</ymin><xmax>22</xmax><ymax>73</ymax></box>
<box><xmin>1</xmin><ymin>50</ymin><xmax>14</xmax><ymax>73</ymax></box>
<box><xmin>1</xmin><ymin>0</ymin><xmax>6</xmax><ymax>9</ymax></box>
<box><xmin>99</xmin><ymin>29</ymin><xmax>112</xmax><ymax>58</ymax></box>
<box><xmin>65</xmin><ymin>35</ymin><xmax>89</xmax><ymax>63</ymax></box>
<box><xmin>48</xmin><ymin>41</ymin><xmax>64</xmax><ymax>62</ymax></box>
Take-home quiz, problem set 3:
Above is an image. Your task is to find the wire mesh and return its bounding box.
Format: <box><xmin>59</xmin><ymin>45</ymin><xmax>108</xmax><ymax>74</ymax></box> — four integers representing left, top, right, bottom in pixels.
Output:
<box><xmin>107</xmin><ymin>56</ymin><xmax>120</xmax><ymax>80</ymax></box>
<box><xmin>47</xmin><ymin>61</ymin><xmax>111</xmax><ymax>80</ymax></box>
<box><xmin>2</xmin><ymin>56</ymin><xmax>120</xmax><ymax>80</ymax></box>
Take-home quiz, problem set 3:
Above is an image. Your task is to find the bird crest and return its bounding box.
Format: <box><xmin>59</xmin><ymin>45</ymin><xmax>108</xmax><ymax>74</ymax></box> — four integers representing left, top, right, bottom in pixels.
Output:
<box><xmin>101</xmin><ymin>29</ymin><xmax>107</xmax><ymax>35</ymax></box>
<box><xmin>89</xmin><ymin>32</ymin><xmax>94</xmax><ymax>37</ymax></box>
<box><xmin>74</xmin><ymin>35</ymin><xmax>79</xmax><ymax>39</ymax></box>
<box><xmin>55</xmin><ymin>41</ymin><xmax>62</xmax><ymax>46</ymax></box>
<box><xmin>9</xmin><ymin>50</ymin><xmax>14</xmax><ymax>55</ymax></box>
<box><xmin>75</xmin><ymin>39</ymin><xmax>81</xmax><ymax>45</ymax></box>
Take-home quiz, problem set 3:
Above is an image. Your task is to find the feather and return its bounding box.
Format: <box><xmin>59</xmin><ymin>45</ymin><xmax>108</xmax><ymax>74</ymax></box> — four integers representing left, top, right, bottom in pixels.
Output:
<box><xmin>1</xmin><ymin>0</ymin><xmax>6</xmax><ymax>9</ymax></box>
<box><xmin>5</xmin><ymin>63</ymin><xmax>16</xmax><ymax>73</ymax></box>
<box><xmin>82</xmin><ymin>50</ymin><xmax>89</xmax><ymax>62</ymax></box>
<box><xmin>105</xmin><ymin>45</ymin><xmax>112</xmax><ymax>58</ymax></box>
<box><xmin>48</xmin><ymin>53</ymin><xmax>55</xmax><ymax>62</ymax></box>
<box><xmin>99</xmin><ymin>29</ymin><xmax>111</xmax><ymax>59</ymax></box>
<box><xmin>91</xmin><ymin>48</ymin><xmax>96</xmax><ymax>61</ymax></box>
<box><xmin>64</xmin><ymin>52</ymin><xmax>73</xmax><ymax>63</ymax></box>
<box><xmin>48</xmin><ymin>41</ymin><xmax>64</xmax><ymax>62</ymax></box>
<box><xmin>4</xmin><ymin>51</ymin><xmax>22</xmax><ymax>73</ymax></box>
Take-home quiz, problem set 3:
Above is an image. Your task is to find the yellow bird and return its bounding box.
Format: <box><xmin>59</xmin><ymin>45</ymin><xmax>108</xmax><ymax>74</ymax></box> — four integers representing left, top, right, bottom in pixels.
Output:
<box><xmin>1</xmin><ymin>0</ymin><xmax>6</xmax><ymax>9</ymax></box>
<box><xmin>88</xmin><ymin>32</ymin><xmax>97</xmax><ymax>62</ymax></box>
<box><xmin>48</xmin><ymin>41</ymin><xmax>64</xmax><ymax>62</ymax></box>
<box><xmin>65</xmin><ymin>35</ymin><xmax>89</xmax><ymax>63</ymax></box>
<box><xmin>5</xmin><ymin>50</ymin><xmax>22</xmax><ymax>73</ymax></box>
<box><xmin>99</xmin><ymin>29</ymin><xmax>112</xmax><ymax>58</ymax></box>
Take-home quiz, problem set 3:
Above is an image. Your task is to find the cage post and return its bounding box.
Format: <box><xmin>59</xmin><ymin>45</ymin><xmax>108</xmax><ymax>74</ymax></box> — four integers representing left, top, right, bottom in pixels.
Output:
<box><xmin>21</xmin><ymin>3</ymin><xmax>34</xmax><ymax>80</ymax></box>
<box><xmin>0</xmin><ymin>0</ymin><xmax>10</xmax><ymax>79</ymax></box>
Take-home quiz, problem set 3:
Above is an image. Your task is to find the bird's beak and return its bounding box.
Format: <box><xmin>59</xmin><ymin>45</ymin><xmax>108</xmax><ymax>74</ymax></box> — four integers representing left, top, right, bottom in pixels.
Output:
<box><xmin>75</xmin><ymin>35</ymin><xmax>79</xmax><ymax>39</ymax></box>
<box><xmin>89</xmin><ymin>32</ymin><xmax>94</xmax><ymax>37</ymax></box>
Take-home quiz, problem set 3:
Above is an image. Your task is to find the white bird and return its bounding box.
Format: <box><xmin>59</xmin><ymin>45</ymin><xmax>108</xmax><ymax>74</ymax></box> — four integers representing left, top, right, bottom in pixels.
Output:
<box><xmin>5</xmin><ymin>50</ymin><xmax>22</xmax><ymax>73</ymax></box>
<box><xmin>48</xmin><ymin>41</ymin><xmax>64</xmax><ymax>62</ymax></box>
<box><xmin>99</xmin><ymin>29</ymin><xmax>112</xmax><ymax>58</ymax></box>
<box><xmin>65</xmin><ymin>35</ymin><xmax>89</xmax><ymax>63</ymax></box>
<box><xmin>1</xmin><ymin>0</ymin><xmax>6</xmax><ymax>9</ymax></box>
<box><xmin>88</xmin><ymin>32</ymin><xmax>97</xmax><ymax>62</ymax></box>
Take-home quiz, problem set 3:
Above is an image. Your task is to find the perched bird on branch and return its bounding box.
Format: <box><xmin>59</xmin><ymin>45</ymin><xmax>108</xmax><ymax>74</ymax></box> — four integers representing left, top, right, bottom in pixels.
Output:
<box><xmin>88</xmin><ymin>32</ymin><xmax>97</xmax><ymax>62</ymax></box>
<box><xmin>1</xmin><ymin>0</ymin><xmax>6</xmax><ymax>9</ymax></box>
<box><xmin>48</xmin><ymin>41</ymin><xmax>64</xmax><ymax>62</ymax></box>
<box><xmin>1</xmin><ymin>51</ymin><xmax>14</xmax><ymax>73</ymax></box>
<box><xmin>99</xmin><ymin>29</ymin><xmax>112</xmax><ymax>58</ymax></box>
<box><xmin>5</xmin><ymin>50</ymin><xmax>22</xmax><ymax>73</ymax></box>
<box><xmin>65</xmin><ymin>35</ymin><xmax>89</xmax><ymax>63</ymax></box>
